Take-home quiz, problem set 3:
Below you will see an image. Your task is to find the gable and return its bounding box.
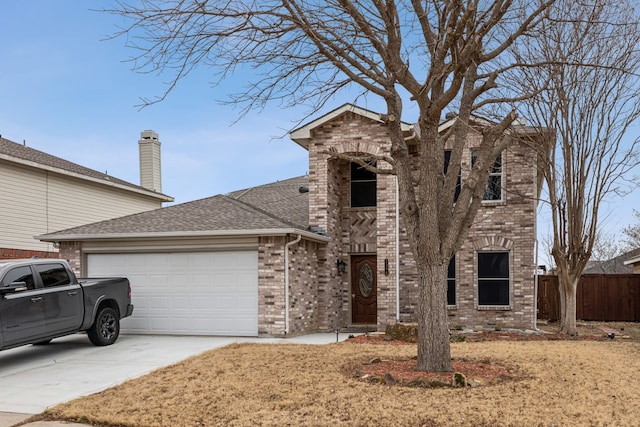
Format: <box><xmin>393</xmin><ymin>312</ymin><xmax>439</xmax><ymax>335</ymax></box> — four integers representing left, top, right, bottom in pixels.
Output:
<box><xmin>290</xmin><ymin>103</ymin><xmax>415</xmax><ymax>149</ymax></box>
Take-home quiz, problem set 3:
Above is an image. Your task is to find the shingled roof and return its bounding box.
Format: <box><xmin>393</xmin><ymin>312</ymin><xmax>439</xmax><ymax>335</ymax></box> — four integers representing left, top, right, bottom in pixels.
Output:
<box><xmin>227</xmin><ymin>176</ymin><xmax>309</xmax><ymax>229</ymax></box>
<box><xmin>0</xmin><ymin>136</ymin><xmax>173</xmax><ymax>202</ymax></box>
<box><xmin>584</xmin><ymin>247</ymin><xmax>640</xmax><ymax>274</ymax></box>
<box><xmin>37</xmin><ymin>176</ymin><xmax>321</xmax><ymax>242</ymax></box>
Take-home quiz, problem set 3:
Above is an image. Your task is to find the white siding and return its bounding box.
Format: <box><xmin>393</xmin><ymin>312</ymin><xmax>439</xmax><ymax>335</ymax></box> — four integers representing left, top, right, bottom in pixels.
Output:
<box><xmin>0</xmin><ymin>160</ymin><xmax>164</xmax><ymax>252</ymax></box>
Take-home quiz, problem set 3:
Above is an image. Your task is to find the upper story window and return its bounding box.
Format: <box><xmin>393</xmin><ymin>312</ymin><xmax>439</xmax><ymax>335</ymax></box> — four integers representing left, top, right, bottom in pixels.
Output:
<box><xmin>350</xmin><ymin>161</ymin><xmax>376</xmax><ymax>207</ymax></box>
<box><xmin>477</xmin><ymin>251</ymin><xmax>510</xmax><ymax>306</ymax></box>
<box><xmin>471</xmin><ymin>150</ymin><xmax>503</xmax><ymax>201</ymax></box>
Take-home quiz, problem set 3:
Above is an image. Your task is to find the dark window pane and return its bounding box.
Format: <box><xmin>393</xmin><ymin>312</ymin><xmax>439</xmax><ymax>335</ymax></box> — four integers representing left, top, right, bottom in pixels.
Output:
<box><xmin>478</xmin><ymin>279</ymin><xmax>510</xmax><ymax>305</ymax></box>
<box><xmin>36</xmin><ymin>264</ymin><xmax>71</xmax><ymax>288</ymax></box>
<box><xmin>447</xmin><ymin>256</ymin><xmax>455</xmax><ymax>278</ymax></box>
<box><xmin>351</xmin><ymin>161</ymin><xmax>376</xmax><ymax>207</ymax></box>
<box><xmin>478</xmin><ymin>252</ymin><xmax>509</xmax><ymax>306</ymax></box>
<box><xmin>2</xmin><ymin>266</ymin><xmax>35</xmax><ymax>290</ymax></box>
<box><xmin>351</xmin><ymin>182</ymin><xmax>376</xmax><ymax>207</ymax></box>
<box><xmin>471</xmin><ymin>150</ymin><xmax>502</xmax><ymax>201</ymax></box>
<box><xmin>351</xmin><ymin>162</ymin><xmax>376</xmax><ymax>181</ymax></box>
<box><xmin>477</xmin><ymin>252</ymin><xmax>509</xmax><ymax>278</ymax></box>
<box><xmin>447</xmin><ymin>256</ymin><xmax>455</xmax><ymax>305</ymax></box>
<box><xmin>492</xmin><ymin>155</ymin><xmax>502</xmax><ymax>173</ymax></box>
<box><xmin>447</xmin><ymin>279</ymin><xmax>456</xmax><ymax>306</ymax></box>
<box><xmin>484</xmin><ymin>175</ymin><xmax>501</xmax><ymax>200</ymax></box>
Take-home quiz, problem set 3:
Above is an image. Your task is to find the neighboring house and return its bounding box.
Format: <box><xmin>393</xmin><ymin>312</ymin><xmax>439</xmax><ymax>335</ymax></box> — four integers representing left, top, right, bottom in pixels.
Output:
<box><xmin>623</xmin><ymin>251</ymin><xmax>640</xmax><ymax>274</ymax></box>
<box><xmin>0</xmin><ymin>130</ymin><xmax>173</xmax><ymax>259</ymax></box>
<box><xmin>38</xmin><ymin>104</ymin><xmax>545</xmax><ymax>337</ymax></box>
<box><xmin>584</xmin><ymin>248</ymin><xmax>640</xmax><ymax>274</ymax></box>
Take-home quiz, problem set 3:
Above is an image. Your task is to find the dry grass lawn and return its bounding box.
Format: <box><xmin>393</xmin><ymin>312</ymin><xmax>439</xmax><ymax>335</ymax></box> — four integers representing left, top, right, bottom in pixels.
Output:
<box><xmin>41</xmin><ymin>332</ymin><xmax>640</xmax><ymax>427</ymax></box>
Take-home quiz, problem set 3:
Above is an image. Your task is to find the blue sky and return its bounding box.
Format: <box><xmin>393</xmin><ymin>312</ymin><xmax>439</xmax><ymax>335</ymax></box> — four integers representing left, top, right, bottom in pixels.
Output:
<box><xmin>1</xmin><ymin>1</ymin><xmax>638</xmax><ymax>259</ymax></box>
<box><xmin>0</xmin><ymin>1</ymin><xmax>323</xmax><ymax>205</ymax></box>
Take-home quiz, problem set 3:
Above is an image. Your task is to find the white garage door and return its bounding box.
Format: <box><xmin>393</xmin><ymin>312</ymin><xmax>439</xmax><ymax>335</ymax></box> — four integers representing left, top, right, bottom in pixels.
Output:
<box><xmin>87</xmin><ymin>251</ymin><xmax>258</xmax><ymax>336</ymax></box>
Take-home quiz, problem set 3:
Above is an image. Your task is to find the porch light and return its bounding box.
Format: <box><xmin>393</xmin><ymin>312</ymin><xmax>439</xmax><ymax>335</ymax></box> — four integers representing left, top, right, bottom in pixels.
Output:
<box><xmin>336</xmin><ymin>259</ymin><xmax>347</xmax><ymax>274</ymax></box>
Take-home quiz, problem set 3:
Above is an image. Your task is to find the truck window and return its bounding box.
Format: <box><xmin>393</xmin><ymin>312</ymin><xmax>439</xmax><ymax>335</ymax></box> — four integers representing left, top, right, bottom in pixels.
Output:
<box><xmin>1</xmin><ymin>266</ymin><xmax>36</xmax><ymax>290</ymax></box>
<box><xmin>35</xmin><ymin>263</ymin><xmax>72</xmax><ymax>288</ymax></box>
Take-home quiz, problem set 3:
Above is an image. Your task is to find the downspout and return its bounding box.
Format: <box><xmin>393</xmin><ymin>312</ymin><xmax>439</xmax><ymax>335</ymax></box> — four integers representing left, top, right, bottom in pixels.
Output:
<box><xmin>285</xmin><ymin>234</ymin><xmax>302</xmax><ymax>334</ymax></box>
<box><xmin>534</xmin><ymin>238</ymin><xmax>540</xmax><ymax>331</ymax></box>
<box><xmin>395</xmin><ymin>176</ymin><xmax>400</xmax><ymax>322</ymax></box>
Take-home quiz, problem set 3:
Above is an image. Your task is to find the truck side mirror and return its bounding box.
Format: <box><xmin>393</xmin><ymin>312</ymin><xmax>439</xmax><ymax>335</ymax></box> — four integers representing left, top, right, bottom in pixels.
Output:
<box><xmin>0</xmin><ymin>282</ymin><xmax>28</xmax><ymax>295</ymax></box>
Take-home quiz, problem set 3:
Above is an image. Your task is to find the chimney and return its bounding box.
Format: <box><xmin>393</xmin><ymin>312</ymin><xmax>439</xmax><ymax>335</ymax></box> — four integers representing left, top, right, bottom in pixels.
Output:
<box><xmin>138</xmin><ymin>130</ymin><xmax>162</xmax><ymax>192</ymax></box>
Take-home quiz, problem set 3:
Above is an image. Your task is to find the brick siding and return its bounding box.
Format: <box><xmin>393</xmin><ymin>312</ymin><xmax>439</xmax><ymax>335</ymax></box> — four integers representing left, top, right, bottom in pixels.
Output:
<box><xmin>307</xmin><ymin>112</ymin><xmax>538</xmax><ymax>332</ymax></box>
<box><xmin>0</xmin><ymin>247</ymin><xmax>59</xmax><ymax>260</ymax></box>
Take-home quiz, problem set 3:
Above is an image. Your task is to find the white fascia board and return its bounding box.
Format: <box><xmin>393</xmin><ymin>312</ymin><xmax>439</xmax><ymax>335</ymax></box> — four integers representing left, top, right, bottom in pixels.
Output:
<box><xmin>290</xmin><ymin>103</ymin><xmax>414</xmax><ymax>148</ymax></box>
<box><xmin>36</xmin><ymin>228</ymin><xmax>331</xmax><ymax>244</ymax></box>
<box><xmin>0</xmin><ymin>153</ymin><xmax>174</xmax><ymax>202</ymax></box>
<box><xmin>623</xmin><ymin>256</ymin><xmax>640</xmax><ymax>266</ymax></box>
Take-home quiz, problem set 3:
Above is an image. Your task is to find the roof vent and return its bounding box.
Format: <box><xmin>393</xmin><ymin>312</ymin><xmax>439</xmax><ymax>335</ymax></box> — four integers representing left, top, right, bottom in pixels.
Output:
<box><xmin>298</xmin><ymin>186</ymin><xmax>309</xmax><ymax>193</ymax></box>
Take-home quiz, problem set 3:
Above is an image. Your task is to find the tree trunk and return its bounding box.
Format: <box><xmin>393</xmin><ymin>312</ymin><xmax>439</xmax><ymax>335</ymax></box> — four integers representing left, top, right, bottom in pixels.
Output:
<box><xmin>416</xmin><ymin>262</ymin><xmax>452</xmax><ymax>372</ymax></box>
<box><xmin>559</xmin><ymin>275</ymin><xmax>578</xmax><ymax>336</ymax></box>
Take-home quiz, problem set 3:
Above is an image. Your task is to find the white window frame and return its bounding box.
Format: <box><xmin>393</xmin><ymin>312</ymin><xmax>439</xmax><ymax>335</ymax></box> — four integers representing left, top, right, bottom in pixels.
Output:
<box><xmin>471</xmin><ymin>150</ymin><xmax>503</xmax><ymax>202</ymax></box>
<box><xmin>476</xmin><ymin>251</ymin><xmax>511</xmax><ymax>309</ymax></box>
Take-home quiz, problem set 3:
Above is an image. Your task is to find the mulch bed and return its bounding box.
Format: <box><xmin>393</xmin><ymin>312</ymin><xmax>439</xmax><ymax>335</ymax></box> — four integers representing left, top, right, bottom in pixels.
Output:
<box><xmin>346</xmin><ymin>331</ymin><xmax>608</xmax><ymax>387</ymax></box>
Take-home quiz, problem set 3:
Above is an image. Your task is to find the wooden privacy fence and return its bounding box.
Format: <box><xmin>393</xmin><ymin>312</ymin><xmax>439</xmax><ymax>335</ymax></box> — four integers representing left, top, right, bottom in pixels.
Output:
<box><xmin>537</xmin><ymin>274</ymin><xmax>640</xmax><ymax>322</ymax></box>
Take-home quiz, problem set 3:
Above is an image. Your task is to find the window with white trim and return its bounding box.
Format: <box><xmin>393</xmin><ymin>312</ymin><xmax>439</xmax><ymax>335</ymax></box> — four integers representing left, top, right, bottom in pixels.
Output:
<box><xmin>471</xmin><ymin>150</ymin><xmax>503</xmax><ymax>201</ymax></box>
<box><xmin>477</xmin><ymin>252</ymin><xmax>510</xmax><ymax>306</ymax></box>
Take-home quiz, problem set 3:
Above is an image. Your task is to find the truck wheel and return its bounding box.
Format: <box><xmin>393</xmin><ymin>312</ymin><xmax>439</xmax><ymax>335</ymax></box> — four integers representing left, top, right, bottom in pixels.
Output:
<box><xmin>88</xmin><ymin>307</ymin><xmax>120</xmax><ymax>346</ymax></box>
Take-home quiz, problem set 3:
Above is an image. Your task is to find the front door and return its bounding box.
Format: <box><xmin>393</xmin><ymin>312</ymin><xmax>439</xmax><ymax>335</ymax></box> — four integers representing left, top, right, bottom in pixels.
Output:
<box><xmin>351</xmin><ymin>255</ymin><xmax>377</xmax><ymax>324</ymax></box>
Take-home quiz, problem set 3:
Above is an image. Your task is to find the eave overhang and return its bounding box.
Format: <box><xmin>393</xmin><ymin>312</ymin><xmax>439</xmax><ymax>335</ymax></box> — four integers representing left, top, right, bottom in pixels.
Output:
<box><xmin>36</xmin><ymin>228</ymin><xmax>331</xmax><ymax>244</ymax></box>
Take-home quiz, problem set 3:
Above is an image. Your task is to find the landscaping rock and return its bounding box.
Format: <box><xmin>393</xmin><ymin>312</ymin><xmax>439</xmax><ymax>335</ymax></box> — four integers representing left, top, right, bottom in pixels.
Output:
<box><xmin>405</xmin><ymin>377</ymin><xmax>431</xmax><ymax>388</ymax></box>
<box><xmin>385</xmin><ymin>323</ymin><xmax>418</xmax><ymax>342</ymax></box>
<box><xmin>452</xmin><ymin>372</ymin><xmax>467</xmax><ymax>387</ymax></box>
<box><xmin>383</xmin><ymin>373</ymin><xmax>397</xmax><ymax>385</ymax></box>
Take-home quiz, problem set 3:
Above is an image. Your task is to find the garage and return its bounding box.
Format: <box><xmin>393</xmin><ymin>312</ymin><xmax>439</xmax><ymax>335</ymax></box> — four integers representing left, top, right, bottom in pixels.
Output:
<box><xmin>86</xmin><ymin>251</ymin><xmax>259</xmax><ymax>337</ymax></box>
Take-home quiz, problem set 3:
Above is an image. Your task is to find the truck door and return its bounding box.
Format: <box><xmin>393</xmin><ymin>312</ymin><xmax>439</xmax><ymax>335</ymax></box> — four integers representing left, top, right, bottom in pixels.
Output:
<box><xmin>0</xmin><ymin>266</ymin><xmax>47</xmax><ymax>347</ymax></box>
<box><xmin>34</xmin><ymin>263</ymin><xmax>83</xmax><ymax>335</ymax></box>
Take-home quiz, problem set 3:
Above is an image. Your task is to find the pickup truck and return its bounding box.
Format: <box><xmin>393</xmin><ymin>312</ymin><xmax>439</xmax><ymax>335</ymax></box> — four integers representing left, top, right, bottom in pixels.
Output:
<box><xmin>0</xmin><ymin>258</ymin><xmax>133</xmax><ymax>351</ymax></box>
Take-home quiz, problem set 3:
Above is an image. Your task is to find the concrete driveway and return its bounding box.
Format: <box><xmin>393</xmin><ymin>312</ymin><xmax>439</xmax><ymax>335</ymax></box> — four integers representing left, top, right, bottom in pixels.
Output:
<box><xmin>0</xmin><ymin>331</ymin><xmax>348</xmax><ymax>415</ymax></box>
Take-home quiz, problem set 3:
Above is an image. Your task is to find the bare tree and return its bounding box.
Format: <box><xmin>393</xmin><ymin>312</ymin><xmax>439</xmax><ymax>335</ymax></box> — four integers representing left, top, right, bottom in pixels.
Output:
<box><xmin>519</xmin><ymin>0</ymin><xmax>640</xmax><ymax>335</ymax></box>
<box><xmin>105</xmin><ymin>0</ymin><xmax>556</xmax><ymax>371</ymax></box>
<box><xmin>622</xmin><ymin>210</ymin><xmax>640</xmax><ymax>251</ymax></box>
<box><xmin>589</xmin><ymin>231</ymin><xmax>622</xmax><ymax>273</ymax></box>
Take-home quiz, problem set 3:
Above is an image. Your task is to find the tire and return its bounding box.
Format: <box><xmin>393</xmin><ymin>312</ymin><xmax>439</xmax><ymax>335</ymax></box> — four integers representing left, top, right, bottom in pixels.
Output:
<box><xmin>88</xmin><ymin>307</ymin><xmax>120</xmax><ymax>346</ymax></box>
